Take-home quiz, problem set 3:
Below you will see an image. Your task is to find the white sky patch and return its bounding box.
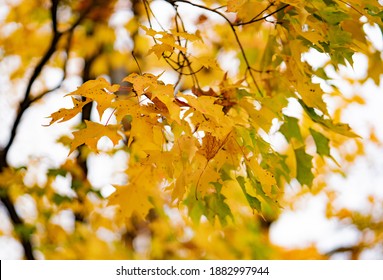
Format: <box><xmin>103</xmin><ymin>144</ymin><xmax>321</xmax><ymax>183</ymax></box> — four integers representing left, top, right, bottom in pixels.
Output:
<box><xmin>302</xmin><ymin>48</ymin><xmax>329</xmax><ymax>69</ymax></box>
<box><xmin>96</xmin><ymin>227</ymin><xmax>120</xmax><ymax>243</ymax></box>
<box><xmin>270</xmin><ymin>193</ymin><xmax>360</xmax><ymax>254</ymax></box>
<box><xmin>3</xmin><ymin>88</ymin><xmax>80</xmax><ymax>167</ymax></box>
<box><xmin>41</xmin><ymin>66</ymin><xmax>64</xmax><ymax>89</ymax></box>
<box><xmin>51</xmin><ymin>210</ymin><xmax>75</xmax><ymax>233</ymax></box>
<box><xmin>328</xmin><ymin>144</ymin><xmax>383</xmax><ymax>213</ymax></box>
<box><xmin>14</xmin><ymin>194</ymin><xmax>38</xmax><ymax>223</ymax></box>
<box><xmin>51</xmin><ymin>173</ymin><xmax>76</xmax><ymax>198</ymax></box>
<box><xmin>0</xmin><ymin>236</ymin><xmax>24</xmax><ymax>259</ymax></box>
<box><xmin>364</xmin><ymin>23</ymin><xmax>383</xmax><ymax>51</ymax></box>
<box><xmin>87</xmin><ymin>150</ymin><xmax>128</xmax><ymax>197</ymax></box>
<box><xmin>360</xmin><ymin>244</ymin><xmax>383</xmax><ymax>260</ymax></box>
<box><xmin>217</xmin><ymin>50</ymin><xmax>240</xmax><ymax>77</ymax></box>
<box><xmin>148</xmin><ymin>1</ymin><xmax>176</xmax><ymax>31</ymax></box>
<box><xmin>0</xmin><ymin>204</ymin><xmax>14</xmax><ymax>234</ymax></box>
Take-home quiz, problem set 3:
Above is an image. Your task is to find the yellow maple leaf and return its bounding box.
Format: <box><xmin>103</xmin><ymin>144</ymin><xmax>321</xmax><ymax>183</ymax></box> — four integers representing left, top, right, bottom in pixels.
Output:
<box><xmin>249</xmin><ymin>157</ymin><xmax>277</xmax><ymax>197</ymax></box>
<box><xmin>199</xmin><ymin>132</ymin><xmax>222</xmax><ymax>161</ymax></box>
<box><xmin>172</xmin><ymin>30</ymin><xmax>202</xmax><ymax>42</ymax></box>
<box><xmin>122</xmin><ymin>73</ymin><xmax>180</xmax><ymax>123</ymax></box>
<box><xmin>108</xmin><ymin>183</ymin><xmax>153</xmax><ymax>220</ymax></box>
<box><xmin>192</xmin><ymin>55</ymin><xmax>220</xmax><ymax>70</ymax></box>
<box><xmin>226</xmin><ymin>0</ymin><xmax>246</xmax><ymax>13</ymax></box>
<box><xmin>148</xmin><ymin>43</ymin><xmax>173</xmax><ymax>59</ymax></box>
<box><xmin>112</xmin><ymin>98</ymin><xmax>140</xmax><ymax>123</ymax></box>
<box><xmin>151</xmin><ymin>83</ymin><xmax>180</xmax><ymax>122</ymax></box>
<box><xmin>158</xmin><ymin>33</ymin><xmax>187</xmax><ymax>52</ymax></box>
<box><xmin>69</xmin><ymin>120</ymin><xmax>122</xmax><ymax>154</ymax></box>
<box><xmin>46</xmin><ymin>97</ymin><xmax>89</xmax><ymax>125</ymax></box>
<box><xmin>141</xmin><ymin>25</ymin><xmax>188</xmax><ymax>58</ymax></box>
<box><xmin>67</xmin><ymin>77</ymin><xmax>119</xmax><ymax>119</ymax></box>
<box><xmin>183</xmin><ymin>95</ymin><xmax>224</xmax><ymax>123</ymax></box>
<box><xmin>297</xmin><ymin>82</ymin><xmax>329</xmax><ymax>116</ymax></box>
<box><xmin>123</xmin><ymin>73</ymin><xmax>157</xmax><ymax>95</ymax></box>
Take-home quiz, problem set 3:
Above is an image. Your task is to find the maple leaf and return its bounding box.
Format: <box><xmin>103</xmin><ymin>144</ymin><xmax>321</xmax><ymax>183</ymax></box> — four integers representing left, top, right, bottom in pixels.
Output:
<box><xmin>309</xmin><ymin>128</ymin><xmax>331</xmax><ymax>158</ymax></box>
<box><xmin>112</xmin><ymin>98</ymin><xmax>140</xmax><ymax>123</ymax></box>
<box><xmin>46</xmin><ymin>97</ymin><xmax>89</xmax><ymax>125</ymax></box>
<box><xmin>172</xmin><ymin>30</ymin><xmax>202</xmax><ymax>42</ymax></box>
<box><xmin>148</xmin><ymin>43</ymin><xmax>173</xmax><ymax>59</ymax></box>
<box><xmin>197</xmin><ymin>133</ymin><xmax>220</xmax><ymax>161</ymax></box>
<box><xmin>299</xmin><ymin>101</ymin><xmax>359</xmax><ymax>138</ymax></box>
<box><xmin>171</xmin><ymin>173</ymin><xmax>186</xmax><ymax>202</ymax></box>
<box><xmin>226</xmin><ymin>0</ymin><xmax>246</xmax><ymax>13</ymax></box>
<box><xmin>183</xmin><ymin>95</ymin><xmax>225</xmax><ymax>123</ymax></box>
<box><xmin>158</xmin><ymin>33</ymin><xmax>186</xmax><ymax>52</ymax></box>
<box><xmin>108</xmin><ymin>184</ymin><xmax>153</xmax><ymax>220</ymax></box>
<box><xmin>237</xmin><ymin>176</ymin><xmax>262</xmax><ymax>213</ymax></box>
<box><xmin>249</xmin><ymin>158</ymin><xmax>277</xmax><ymax>197</ymax></box>
<box><xmin>294</xmin><ymin>147</ymin><xmax>314</xmax><ymax>187</ymax></box>
<box><xmin>123</xmin><ymin>73</ymin><xmax>157</xmax><ymax>95</ymax></box>
<box><xmin>297</xmin><ymin>82</ymin><xmax>329</xmax><ymax>116</ymax></box>
<box><xmin>203</xmin><ymin>186</ymin><xmax>234</xmax><ymax>226</ymax></box>
<box><xmin>141</xmin><ymin>26</ymin><xmax>191</xmax><ymax>59</ymax></box>
<box><xmin>69</xmin><ymin>120</ymin><xmax>122</xmax><ymax>154</ymax></box>
<box><xmin>67</xmin><ymin>77</ymin><xmax>119</xmax><ymax>119</ymax></box>
<box><xmin>280</xmin><ymin>115</ymin><xmax>303</xmax><ymax>143</ymax></box>
<box><xmin>122</xmin><ymin>73</ymin><xmax>180</xmax><ymax>123</ymax></box>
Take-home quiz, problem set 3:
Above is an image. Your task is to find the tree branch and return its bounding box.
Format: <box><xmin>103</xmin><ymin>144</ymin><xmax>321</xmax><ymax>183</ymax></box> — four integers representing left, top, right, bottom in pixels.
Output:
<box><xmin>165</xmin><ymin>0</ymin><xmax>263</xmax><ymax>95</ymax></box>
<box><xmin>0</xmin><ymin>0</ymin><xmax>92</xmax><ymax>260</ymax></box>
<box><xmin>0</xmin><ymin>194</ymin><xmax>35</xmax><ymax>260</ymax></box>
<box><xmin>232</xmin><ymin>4</ymin><xmax>290</xmax><ymax>26</ymax></box>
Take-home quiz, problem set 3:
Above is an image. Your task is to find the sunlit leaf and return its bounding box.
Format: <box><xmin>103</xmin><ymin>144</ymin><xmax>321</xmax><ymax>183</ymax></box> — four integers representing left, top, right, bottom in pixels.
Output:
<box><xmin>69</xmin><ymin>120</ymin><xmax>122</xmax><ymax>154</ymax></box>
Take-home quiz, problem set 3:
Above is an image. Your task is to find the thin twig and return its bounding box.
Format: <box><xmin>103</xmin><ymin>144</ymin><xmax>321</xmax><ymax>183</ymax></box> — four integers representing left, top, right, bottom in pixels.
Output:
<box><xmin>336</xmin><ymin>0</ymin><xmax>364</xmax><ymax>16</ymax></box>
<box><xmin>30</xmin><ymin>31</ymin><xmax>74</xmax><ymax>104</ymax></box>
<box><xmin>165</xmin><ymin>0</ymin><xmax>263</xmax><ymax>95</ymax></box>
<box><xmin>132</xmin><ymin>51</ymin><xmax>143</xmax><ymax>75</ymax></box>
<box><xmin>233</xmin><ymin>4</ymin><xmax>289</xmax><ymax>26</ymax></box>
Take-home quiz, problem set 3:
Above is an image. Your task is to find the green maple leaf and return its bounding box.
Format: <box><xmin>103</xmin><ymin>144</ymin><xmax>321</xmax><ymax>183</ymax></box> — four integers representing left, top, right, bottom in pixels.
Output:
<box><xmin>280</xmin><ymin>115</ymin><xmax>303</xmax><ymax>143</ymax></box>
<box><xmin>294</xmin><ymin>147</ymin><xmax>314</xmax><ymax>187</ymax></box>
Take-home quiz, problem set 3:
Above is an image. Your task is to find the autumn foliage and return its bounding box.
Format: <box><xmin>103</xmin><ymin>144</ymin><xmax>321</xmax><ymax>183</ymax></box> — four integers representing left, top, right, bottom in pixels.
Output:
<box><xmin>1</xmin><ymin>0</ymin><xmax>383</xmax><ymax>260</ymax></box>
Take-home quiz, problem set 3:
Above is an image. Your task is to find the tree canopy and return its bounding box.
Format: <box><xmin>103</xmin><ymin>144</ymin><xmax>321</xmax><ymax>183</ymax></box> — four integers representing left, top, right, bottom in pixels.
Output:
<box><xmin>1</xmin><ymin>0</ymin><xmax>383</xmax><ymax>260</ymax></box>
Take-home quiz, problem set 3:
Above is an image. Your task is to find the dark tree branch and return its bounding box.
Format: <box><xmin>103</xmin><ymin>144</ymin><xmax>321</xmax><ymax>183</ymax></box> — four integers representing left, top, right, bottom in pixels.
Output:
<box><xmin>325</xmin><ymin>246</ymin><xmax>362</xmax><ymax>260</ymax></box>
<box><xmin>51</xmin><ymin>0</ymin><xmax>59</xmax><ymax>33</ymax></box>
<box><xmin>232</xmin><ymin>4</ymin><xmax>290</xmax><ymax>26</ymax></box>
<box><xmin>0</xmin><ymin>195</ymin><xmax>35</xmax><ymax>260</ymax></box>
<box><xmin>164</xmin><ymin>0</ymin><xmax>264</xmax><ymax>95</ymax></box>
<box><xmin>30</xmin><ymin>31</ymin><xmax>74</xmax><ymax>104</ymax></box>
<box><xmin>76</xmin><ymin>49</ymin><xmax>101</xmax><ymax>176</ymax></box>
<box><xmin>0</xmin><ymin>0</ymin><xmax>93</xmax><ymax>260</ymax></box>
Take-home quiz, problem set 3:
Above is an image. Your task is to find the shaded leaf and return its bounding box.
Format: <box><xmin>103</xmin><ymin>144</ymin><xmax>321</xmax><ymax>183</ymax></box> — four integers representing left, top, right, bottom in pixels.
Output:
<box><xmin>280</xmin><ymin>115</ymin><xmax>303</xmax><ymax>142</ymax></box>
<box><xmin>299</xmin><ymin>100</ymin><xmax>359</xmax><ymax>137</ymax></box>
<box><xmin>237</xmin><ymin>176</ymin><xmax>262</xmax><ymax>212</ymax></box>
<box><xmin>294</xmin><ymin>146</ymin><xmax>314</xmax><ymax>187</ymax></box>
<box><xmin>309</xmin><ymin>128</ymin><xmax>331</xmax><ymax>158</ymax></box>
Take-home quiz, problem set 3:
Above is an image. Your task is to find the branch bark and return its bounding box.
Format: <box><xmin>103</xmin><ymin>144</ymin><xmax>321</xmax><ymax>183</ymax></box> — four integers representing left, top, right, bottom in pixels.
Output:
<box><xmin>0</xmin><ymin>0</ymin><xmax>92</xmax><ymax>260</ymax></box>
